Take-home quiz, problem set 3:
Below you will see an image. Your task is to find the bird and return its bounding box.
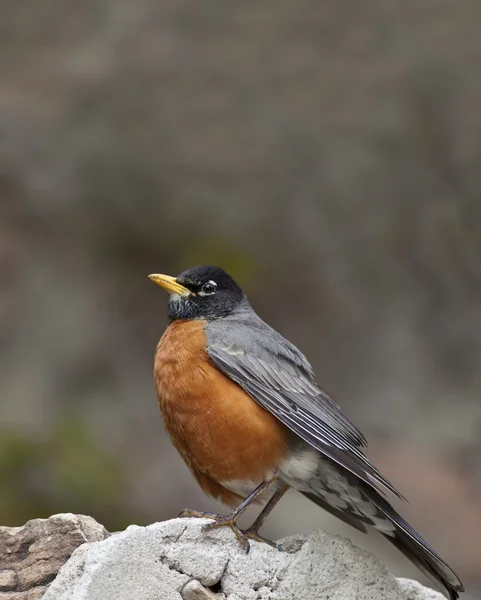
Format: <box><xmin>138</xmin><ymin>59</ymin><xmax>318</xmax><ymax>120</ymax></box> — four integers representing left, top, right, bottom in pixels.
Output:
<box><xmin>149</xmin><ymin>265</ymin><xmax>463</xmax><ymax>600</ymax></box>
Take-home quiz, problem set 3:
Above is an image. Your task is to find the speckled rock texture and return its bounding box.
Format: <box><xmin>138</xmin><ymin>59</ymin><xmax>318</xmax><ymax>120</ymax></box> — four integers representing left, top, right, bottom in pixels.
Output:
<box><xmin>40</xmin><ymin>516</ymin><xmax>445</xmax><ymax>600</ymax></box>
<box><xmin>0</xmin><ymin>514</ymin><xmax>109</xmax><ymax>600</ymax></box>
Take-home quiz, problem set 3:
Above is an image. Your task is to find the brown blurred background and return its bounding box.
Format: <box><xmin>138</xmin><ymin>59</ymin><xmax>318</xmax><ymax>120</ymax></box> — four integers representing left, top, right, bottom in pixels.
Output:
<box><xmin>1</xmin><ymin>1</ymin><xmax>480</xmax><ymax>597</ymax></box>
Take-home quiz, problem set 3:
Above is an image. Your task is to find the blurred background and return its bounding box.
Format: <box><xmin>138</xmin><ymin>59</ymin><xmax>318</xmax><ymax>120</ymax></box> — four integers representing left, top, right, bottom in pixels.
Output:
<box><xmin>1</xmin><ymin>1</ymin><xmax>480</xmax><ymax>597</ymax></box>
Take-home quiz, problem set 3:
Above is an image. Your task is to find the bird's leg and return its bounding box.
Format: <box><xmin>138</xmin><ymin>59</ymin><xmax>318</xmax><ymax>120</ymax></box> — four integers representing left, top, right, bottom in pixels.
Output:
<box><xmin>241</xmin><ymin>482</ymin><xmax>289</xmax><ymax>548</ymax></box>
<box><xmin>179</xmin><ymin>470</ymin><xmax>279</xmax><ymax>551</ymax></box>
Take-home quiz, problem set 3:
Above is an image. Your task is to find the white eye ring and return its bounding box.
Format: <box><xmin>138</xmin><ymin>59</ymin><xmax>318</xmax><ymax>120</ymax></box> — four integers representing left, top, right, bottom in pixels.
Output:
<box><xmin>199</xmin><ymin>280</ymin><xmax>217</xmax><ymax>296</ymax></box>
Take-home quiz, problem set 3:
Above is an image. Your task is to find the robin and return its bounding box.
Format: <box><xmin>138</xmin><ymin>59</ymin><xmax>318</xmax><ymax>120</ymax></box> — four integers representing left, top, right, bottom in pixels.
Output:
<box><xmin>149</xmin><ymin>265</ymin><xmax>463</xmax><ymax>600</ymax></box>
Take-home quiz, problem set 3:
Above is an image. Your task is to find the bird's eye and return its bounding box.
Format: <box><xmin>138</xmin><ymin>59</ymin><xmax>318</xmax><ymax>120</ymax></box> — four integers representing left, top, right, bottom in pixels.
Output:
<box><xmin>200</xmin><ymin>281</ymin><xmax>217</xmax><ymax>296</ymax></box>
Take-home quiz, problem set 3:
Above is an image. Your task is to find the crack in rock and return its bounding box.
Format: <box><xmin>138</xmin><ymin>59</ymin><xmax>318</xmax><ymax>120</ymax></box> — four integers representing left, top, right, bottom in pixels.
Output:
<box><xmin>159</xmin><ymin>524</ymin><xmax>189</xmax><ymax>546</ymax></box>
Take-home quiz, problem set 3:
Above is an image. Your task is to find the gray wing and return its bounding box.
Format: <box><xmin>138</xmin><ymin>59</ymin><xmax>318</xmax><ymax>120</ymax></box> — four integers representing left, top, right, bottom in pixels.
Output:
<box><xmin>205</xmin><ymin>307</ymin><xmax>403</xmax><ymax>499</ymax></box>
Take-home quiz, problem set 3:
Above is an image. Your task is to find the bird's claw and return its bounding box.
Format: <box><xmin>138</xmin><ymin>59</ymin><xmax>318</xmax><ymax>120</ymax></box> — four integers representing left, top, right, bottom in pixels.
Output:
<box><xmin>178</xmin><ymin>508</ymin><xmax>251</xmax><ymax>552</ymax></box>
<box><xmin>241</xmin><ymin>527</ymin><xmax>282</xmax><ymax>551</ymax></box>
<box><xmin>178</xmin><ymin>508</ymin><xmax>281</xmax><ymax>553</ymax></box>
<box><xmin>203</xmin><ymin>517</ymin><xmax>251</xmax><ymax>552</ymax></box>
<box><xmin>178</xmin><ymin>508</ymin><xmax>219</xmax><ymax>520</ymax></box>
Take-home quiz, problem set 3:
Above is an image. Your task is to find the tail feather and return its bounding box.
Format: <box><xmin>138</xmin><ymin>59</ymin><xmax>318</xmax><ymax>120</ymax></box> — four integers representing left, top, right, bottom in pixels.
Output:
<box><xmin>302</xmin><ymin>491</ymin><xmax>368</xmax><ymax>533</ymax></box>
<box><xmin>289</xmin><ymin>451</ymin><xmax>463</xmax><ymax>599</ymax></box>
<box><xmin>359</xmin><ymin>483</ymin><xmax>464</xmax><ymax>600</ymax></box>
<box><xmin>385</xmin><ymin>528</ymin><xmax>461</xmax><ymax>600</ymax></box>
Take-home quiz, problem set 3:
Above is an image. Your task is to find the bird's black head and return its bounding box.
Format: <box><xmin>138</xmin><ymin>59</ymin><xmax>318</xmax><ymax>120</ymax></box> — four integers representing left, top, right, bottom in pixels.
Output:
<box><xmin>149</xmin><ymin>265</ymin><xmax>245</xmax><ymax>321</ymax></box>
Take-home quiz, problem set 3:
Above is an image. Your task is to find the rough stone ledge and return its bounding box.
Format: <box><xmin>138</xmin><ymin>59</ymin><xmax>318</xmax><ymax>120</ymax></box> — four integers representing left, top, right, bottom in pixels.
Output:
<box><xmin>22</xmin><ymin>515</ymin><xmax>445</xmax><ymax>600</ymax></box>
<box><xmin>0</xmin><ymin>514</ymin><xmax>109</xmax><ymax>600</ymax></box>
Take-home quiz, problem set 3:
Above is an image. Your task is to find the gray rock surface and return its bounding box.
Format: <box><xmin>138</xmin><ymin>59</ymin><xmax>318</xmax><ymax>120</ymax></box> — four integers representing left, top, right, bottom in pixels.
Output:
<box><xmin>0</xmin><ymin>513</ymin><xmax>109</xmax><ymax>600</ymax></box>
<box><xmin>43</xmin><ymin>516</ymin><xmax>445</xmax><ymax>600</ymax></box>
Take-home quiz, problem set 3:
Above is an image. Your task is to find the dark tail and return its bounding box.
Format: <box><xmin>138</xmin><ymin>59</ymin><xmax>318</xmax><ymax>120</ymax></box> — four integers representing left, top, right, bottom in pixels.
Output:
<box><xmin>361</xmin><ymin>483</ymin><xmax>464</xmax><ymax>600</ymax></box>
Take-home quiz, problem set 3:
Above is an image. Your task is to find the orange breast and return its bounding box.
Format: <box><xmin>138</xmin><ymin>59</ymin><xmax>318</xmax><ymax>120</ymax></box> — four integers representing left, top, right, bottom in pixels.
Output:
<box><xmin>154</xmin><ymin>319</ymin><xmax>289</xmax><ymax>505</ymax></box>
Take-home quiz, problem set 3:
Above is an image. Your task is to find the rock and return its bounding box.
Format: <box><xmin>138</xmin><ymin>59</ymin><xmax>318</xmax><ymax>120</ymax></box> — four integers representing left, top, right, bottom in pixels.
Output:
<box><xmin>42</xmin><ymin>517</ymin><xmax>446</xmax><ymax>600</ymax></box>
<box><xmin>397</xmin><ymin>579</ymin><xmax>448</xmax><ymax>600</ymax></box>
<box><xmin>0</xmin><ymin>513</ymin><xmax>109</xmax><ymax>600</ymax></box>
<box><xmin>181</xmin><ymin>580</ymin><xmax>219</xmax><ymax>600</ymax></box>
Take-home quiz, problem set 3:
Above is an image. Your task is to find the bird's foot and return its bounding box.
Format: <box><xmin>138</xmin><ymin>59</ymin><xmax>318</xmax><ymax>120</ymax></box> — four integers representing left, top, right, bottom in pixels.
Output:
<box><xmin>178</xmin><ymin>508</ymin><xmax>220</xmax><ymax>520</ymax></box>
<box><xmin>241</xmin><ymin>527</ymin><xmax>282</xmax><ymax>550</ymax></box>
<box><xmin>178</xmin><ymin>508</ymin><xmax>250</xmax><ymax>552</ymax></box>
<box><xmin>202</xmin><ymin>514</ymin><xmax>251</xmax><ymax>551</ymax></box>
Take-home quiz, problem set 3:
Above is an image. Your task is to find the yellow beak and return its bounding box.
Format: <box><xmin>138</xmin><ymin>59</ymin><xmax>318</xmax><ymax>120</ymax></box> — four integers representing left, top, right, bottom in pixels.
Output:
<box><xmin>148</xmin><ymin>274</ymin><xmax>192</xmax><ymax>296</ymax></box>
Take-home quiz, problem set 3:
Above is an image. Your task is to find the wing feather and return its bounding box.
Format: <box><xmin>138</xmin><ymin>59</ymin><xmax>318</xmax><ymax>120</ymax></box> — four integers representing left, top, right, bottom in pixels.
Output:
<box><xmin>206</xmin><ymin>310</ymin><xmax>403</xmax><ymax>499</ymax></box>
